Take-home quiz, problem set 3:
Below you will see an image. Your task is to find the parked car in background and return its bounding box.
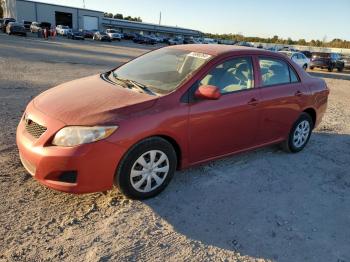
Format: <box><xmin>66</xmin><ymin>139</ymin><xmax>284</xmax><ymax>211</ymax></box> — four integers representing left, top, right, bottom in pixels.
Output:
<box><xmin>183</xmin><ymin>36</ymin><xmax>195</xmax><ymax>44</ymax></box>
<box><xmin>93</xmin><ymin>31</ymin><xmax>111</xmax><ymax>42</ymax></box>
<box><xmin>56</xmin><ymin>25</ymin><xmax>71</xmax><ymax>36</ymax></box>
<box><xmin>203</xmin><ymin>38</ymin><xmax>218</xmax><ymax>44</ymax></box>
<box><xmin>22</xmin><ymin>20</ymin><xmax>32</xmax><ymax>30</ymax></box>
<box><xmin>6</xmin><ymin>22</ymin><xmax>26</xmax><ymax>36</ymax></box>
<box><xmin>17</xmin><ymin>45</ymin><xmax>329</xmax><ymax>199</ymax></box>
<box><xmin>1</xmin><ymin>18</ymin><xmax>16</xmax><ymax>33</ymax></box>
<box><xmin>168</xmin><ymin>37</ymin><xmax>184</xmax><ymax>45</ymax></box>
<box><xmin>341</xmin><ymin>55</ymin><xmax>350</xmax><ymax>69</ymax></box>
<box><xmin>106</xmin><ymin>29</ymin><xmax>122</xmax><ymax>41</ymax></box>
<box><xmin>67</xmin><ymin>30</ymin><xmax>85</xmax><ymax>40</ymax></box>
<box><xmin>280</xmin><ymin>51</ymin><xmax>310</xmax><ymax>70</ymax></box>
<box><xmin>300</xmin><ymin>50</ymin><xmax>312</xmax><ymax>59</ymax></box>
<box><xmin>123</xmin><ymin>32</ymin><xmax>136</xmax><ymax>40</ymax></box>
<box><xmin>310</xmin><ymin>52</ymin><xmax>344</xmax><ymax>72</ymax></box>
<box><xmin>235</xmin><ymin>41</ymin><xmax>253</xmax><ymax>47</ymax></box>
<box><xmin>266</xmin><ymin>46</ymin><xmax>279</xmax><ymax>52</ymax></box>
<box><xmin>30</xmin><ymin>21</ymin><xmax>51</xmax><ymax>34</ymax></box>
<box><xmin>218</xmin><ymin>39</ymin><xmax>236</xmax><ymax>45</ymax></box>
<box><xmin>133</xmin><ymin>35</ymin><xmax>157</xmax><ymax>45</ymax></box>
<box><xmin>30</xmin><ymin>22</ymin><xmax>41</xmax><ymax>33</ymax></box>
<box><xmin>278</xmin><ymin>46</ymin><xmax>298</xmax><ymax>52</ymax></box>
<box><xmin>80</xmin><ymin>29</ymin><xmax>97</xmax><ymax>38</ymax></box>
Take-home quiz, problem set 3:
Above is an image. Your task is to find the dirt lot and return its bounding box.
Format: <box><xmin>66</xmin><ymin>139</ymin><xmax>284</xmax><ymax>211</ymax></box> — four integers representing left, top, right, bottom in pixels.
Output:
<box><xmin>0</xmin><ymin>33</ymin><xmax>350</xmax><ymax>262</ymax></box>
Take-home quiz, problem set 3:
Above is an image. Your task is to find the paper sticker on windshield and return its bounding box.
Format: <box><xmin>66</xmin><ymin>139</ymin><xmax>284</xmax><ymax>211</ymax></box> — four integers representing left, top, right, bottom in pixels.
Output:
<box><xmin>187</xmin><ymin>52</ymin><xmax>212</xmax><ymax>60</ymax></box>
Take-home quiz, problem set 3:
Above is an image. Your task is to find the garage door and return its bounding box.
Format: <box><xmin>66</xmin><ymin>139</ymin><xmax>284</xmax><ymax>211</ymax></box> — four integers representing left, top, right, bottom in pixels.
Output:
<box><xmin>83</xmin><ymin>16</ymin><xmax>98</xmax><ymax>30</ymax></box>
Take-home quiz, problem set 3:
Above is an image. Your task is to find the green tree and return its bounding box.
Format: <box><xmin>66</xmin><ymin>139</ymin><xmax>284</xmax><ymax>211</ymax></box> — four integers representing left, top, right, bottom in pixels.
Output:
<box><xmin>297</xmin><ymin>39</ymin><xmax>307</xmax><ymax>46</ymax></box>
<box><xmin>104</xmin><ymin>12</ymin><xmax>113</xmax><ymax>18</ymax></box>
<box><xmin>114</xmin><ymin>13</ymin><xmax>123</xmax><ymax>19</ymax></box>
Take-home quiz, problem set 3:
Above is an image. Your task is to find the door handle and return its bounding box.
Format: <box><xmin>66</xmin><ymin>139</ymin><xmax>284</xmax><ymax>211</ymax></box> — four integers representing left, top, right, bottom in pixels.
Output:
<box><xmin>295</xmin><ymin>91</ymin><xmax>303</xmax><ymax>97</ymax></box>
<box><xmin>247</xmin><ymin>98</ymin><xmax>259</xmax><ymax>106</ymax></box>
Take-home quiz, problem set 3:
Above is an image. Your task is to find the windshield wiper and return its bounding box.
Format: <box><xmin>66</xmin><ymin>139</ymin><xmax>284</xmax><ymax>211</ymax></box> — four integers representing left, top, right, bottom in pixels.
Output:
<box><xmin>110</xmin><ymin>72</ymin><xmax>156</xmax><ymax>95</ymax></box>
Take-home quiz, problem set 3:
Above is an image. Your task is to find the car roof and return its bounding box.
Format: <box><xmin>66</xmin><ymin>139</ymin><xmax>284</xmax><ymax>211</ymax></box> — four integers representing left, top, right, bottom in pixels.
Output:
<box><xmin>169</xmin><ymin>44</ymin><xmax>283</xmax><ymax>58</ymax></box>
<box><xmin>280</xmin><ymin>51</ymin><xmax>302</xmax><ymax>55</ymax></box>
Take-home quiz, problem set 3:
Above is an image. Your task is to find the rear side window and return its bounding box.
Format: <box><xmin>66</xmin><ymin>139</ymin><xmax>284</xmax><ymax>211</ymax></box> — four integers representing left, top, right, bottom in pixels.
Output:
<box><xmin>259</xmin><ymin>58</ymin><xmax>299</xmax><ymax>86</ymax></box>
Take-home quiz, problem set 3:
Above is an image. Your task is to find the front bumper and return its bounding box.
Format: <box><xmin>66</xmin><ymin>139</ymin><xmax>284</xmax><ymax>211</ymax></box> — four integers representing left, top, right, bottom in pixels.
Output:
<box><xmin>16</xmin><ymin>102</ymin><xmax>127</xmax><ymax>194</ymax></box>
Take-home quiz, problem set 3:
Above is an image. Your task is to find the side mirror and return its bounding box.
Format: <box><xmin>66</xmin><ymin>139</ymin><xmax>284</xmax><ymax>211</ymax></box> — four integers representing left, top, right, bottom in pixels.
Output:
<box><xmin>195</xmin><ymin>85</ymin><xmax>221</xmax><ymax>100</ymax></box>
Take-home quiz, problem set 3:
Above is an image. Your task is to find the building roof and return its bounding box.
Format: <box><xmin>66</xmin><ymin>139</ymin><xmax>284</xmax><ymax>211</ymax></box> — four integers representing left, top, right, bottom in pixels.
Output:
<box><xmin>18</xmin><ymin>0</ymin><xmax>104</xmax><ymax>13</ymax></box>
<box><xmin>102</xmin><ymin>17</ymin><xmax>200</xmax><ymax>34</ymax></box>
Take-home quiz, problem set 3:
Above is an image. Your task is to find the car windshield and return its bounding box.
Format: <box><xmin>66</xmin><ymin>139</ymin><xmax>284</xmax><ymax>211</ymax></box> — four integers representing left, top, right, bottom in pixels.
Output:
<box><xmin>111</xmin><ymin>48</ymin><xmax>212</xmax><ymax>95</ymax></box>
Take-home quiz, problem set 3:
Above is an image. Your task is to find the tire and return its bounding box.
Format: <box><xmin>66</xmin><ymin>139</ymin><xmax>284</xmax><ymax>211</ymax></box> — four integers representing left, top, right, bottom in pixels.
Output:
<box><xmin>282</xmin><ymin>113</ymin><xmax>313</xmax><ymax>153</ymax></box>
<box><xmin>337</xmin><ymin>66</ymin><xmax>344</xmax><ymax>72</ymax></box>
<box><xmin>328</xmin><ymin>64</ymin><xmax>334</xmax><ymax>72</ymax></box>
<box><xmin>115</xmin><ymin>137</ymin><xmax>177</xmax><ymax>199</ymax></box>
<box><xmin>303</xmin><ymin>64</ymin><xmax>307</xmax><ymax>70</ymax></box>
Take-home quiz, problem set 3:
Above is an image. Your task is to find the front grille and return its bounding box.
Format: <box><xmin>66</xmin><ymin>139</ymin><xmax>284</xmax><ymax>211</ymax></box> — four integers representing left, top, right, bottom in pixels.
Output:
<box><xmin>24</xmin><ymin>118</ymin><xmax>47</xmax><ymax>139</ymax></box>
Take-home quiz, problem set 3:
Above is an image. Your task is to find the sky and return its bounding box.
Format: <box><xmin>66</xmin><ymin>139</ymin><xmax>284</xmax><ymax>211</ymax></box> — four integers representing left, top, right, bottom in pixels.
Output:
<box><xmin>32</xmin><ymin>0</ymin><xmax>350</xmax><ymax>41</ymax></box>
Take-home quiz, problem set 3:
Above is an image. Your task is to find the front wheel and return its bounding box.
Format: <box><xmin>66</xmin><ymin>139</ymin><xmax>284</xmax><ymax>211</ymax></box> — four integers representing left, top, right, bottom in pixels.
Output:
<box><xmin>282</xmin><ymin>113</ymin><xmax>313</xmax><ymax>153</ymax></box>
<box><xmin>115</xmin><ymin>137</ymin><xmax>177</xmax><ymax>199</ymax></box>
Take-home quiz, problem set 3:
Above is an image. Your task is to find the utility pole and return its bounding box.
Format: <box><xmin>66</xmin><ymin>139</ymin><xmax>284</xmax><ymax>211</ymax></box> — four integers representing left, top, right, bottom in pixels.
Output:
<box><xmin>159</xmin><ymin>11</ymin><xmax>161</xmax><ymax>25</ymax></box>
<box><xmin>82</xmin><ymin>0</ymin><xmax>86</xmax><ymax>8</ymax></box>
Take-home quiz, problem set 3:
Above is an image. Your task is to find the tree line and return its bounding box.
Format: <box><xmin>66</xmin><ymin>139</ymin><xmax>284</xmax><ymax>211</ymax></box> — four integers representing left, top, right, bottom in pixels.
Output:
<box><xmin>103</xmin><ymin>13</ymin><xmax>142</xmax><ymax>22</ymax></box>
<box><xmin>204</xmin><ymin>33</ymin><xmax>350</xmax><ymax>49</ymax></box>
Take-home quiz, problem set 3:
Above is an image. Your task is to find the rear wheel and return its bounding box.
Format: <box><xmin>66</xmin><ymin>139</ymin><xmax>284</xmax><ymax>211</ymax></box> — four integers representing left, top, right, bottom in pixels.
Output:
<box><xmin>115</xmin><ymin>137</ymin><xmax>177</xmax><ymax>199</ymax></box>
<box><xmin>282</xmin><ymin>113</ymin><xmax>313</xmax><ymax>153</ymax></box>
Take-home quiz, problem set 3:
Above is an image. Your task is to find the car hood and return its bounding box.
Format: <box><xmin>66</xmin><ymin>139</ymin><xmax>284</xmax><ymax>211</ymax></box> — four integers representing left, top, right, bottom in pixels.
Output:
<box><xmin>33</xmin><ymin>74</ymin><xmax>158</xmax><ymax>125</ymax></box>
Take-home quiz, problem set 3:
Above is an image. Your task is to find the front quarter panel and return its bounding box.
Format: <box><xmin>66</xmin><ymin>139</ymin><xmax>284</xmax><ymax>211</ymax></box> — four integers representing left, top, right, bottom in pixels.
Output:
<box><xmin>106</xmin><ymin>97</ymin><xmax>190</xmax><ymax>168</ymax></box>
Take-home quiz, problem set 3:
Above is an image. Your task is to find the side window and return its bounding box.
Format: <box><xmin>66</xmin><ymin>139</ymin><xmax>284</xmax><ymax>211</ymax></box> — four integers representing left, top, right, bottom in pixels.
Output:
<box><xmin>259</xmin><ymin>58</ymin><xmax>299</xmax><ymax>86</ymax></box>
<box><xmin>290</xmin><ymin>67</ymin><xmax>299</xmax><ymax>83</ymax></box>
<box><xmin>199</xmin><ymin>57</ymin><xmax>254</xmax><ymax>94</ymax></box>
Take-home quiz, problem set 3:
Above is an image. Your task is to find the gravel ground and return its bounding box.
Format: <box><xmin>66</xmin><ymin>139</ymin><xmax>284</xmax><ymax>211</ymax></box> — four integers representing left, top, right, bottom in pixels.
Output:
<box><xmin>0</xmin><ymin>33</ymin><xmax>350</xmax><ymax>262</ymax></box>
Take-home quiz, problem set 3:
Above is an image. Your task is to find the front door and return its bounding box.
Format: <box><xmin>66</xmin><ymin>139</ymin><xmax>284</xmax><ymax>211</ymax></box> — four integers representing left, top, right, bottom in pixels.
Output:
<box><xmin>188</xmin><ymin>56</ymin><xmax>261</xmax><ymax>164</ymax></box>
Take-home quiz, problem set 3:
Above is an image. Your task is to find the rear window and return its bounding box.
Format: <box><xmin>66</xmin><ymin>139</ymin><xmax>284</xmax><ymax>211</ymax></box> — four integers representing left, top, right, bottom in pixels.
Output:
<box><xmin>259</xmin><ymin>58</ymin><xmax>299</xmax><ymax>86</ymax></box>
<box><xmin>312</xmin><ymin>53</ymin><xmax>330</xmax><ymax>58</ymax></box>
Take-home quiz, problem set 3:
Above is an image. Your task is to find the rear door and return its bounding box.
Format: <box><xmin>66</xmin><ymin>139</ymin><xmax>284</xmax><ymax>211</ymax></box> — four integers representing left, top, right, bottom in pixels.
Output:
<box><xmin>255</xmin><ymin>56</ymin><xmax>307</xmax><ymax>144</ymax></box>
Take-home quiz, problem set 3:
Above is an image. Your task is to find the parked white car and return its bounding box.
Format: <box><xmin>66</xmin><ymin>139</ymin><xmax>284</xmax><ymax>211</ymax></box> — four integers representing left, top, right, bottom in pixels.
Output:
<box><xmin>280</xmin><ymin>51</ymin><xmax>310</xmax><ymax>70</ymax></box>
<box><xmin>202</xmin><ymin>38</ymin><xmax>218</xmax><ymax>44</ymax></box>
<box><xmin>168</xmin><ymin>37</ymin><xmax>184</xmax><ymax>45</ymax></box>
<box><xmin>105</xmin><ymin>29</ymin><xmax>122</xmax><ymax>41</ymax></box>
<box><xmin>56</xmin><ymin>25</ymin><xmax>71</xmax><ymax>36</ymax></box>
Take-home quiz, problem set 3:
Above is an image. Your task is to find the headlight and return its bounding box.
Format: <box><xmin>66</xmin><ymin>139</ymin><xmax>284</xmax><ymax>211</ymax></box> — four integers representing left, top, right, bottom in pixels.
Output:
<box><xmin>52</xmin><ymin>126</ymin><xmax>118</xmax><ymax>147</ymax></box>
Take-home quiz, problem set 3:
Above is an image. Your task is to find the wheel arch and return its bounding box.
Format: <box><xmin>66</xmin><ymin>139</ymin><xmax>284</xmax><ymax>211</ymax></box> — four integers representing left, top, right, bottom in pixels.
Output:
<box><xmin>117</xmin><ymin>134</ymin><xmax>183</xmax><ymax>173</ymax></box>
<box><xmin>303</xmin><ymin>107</ymin><xmax>317</xmax><ymax>128</ymax></box>
<box><xmin>150</xmin><ymin>135</ymin><xmax>182</xmax><ymax>170</ymax></box>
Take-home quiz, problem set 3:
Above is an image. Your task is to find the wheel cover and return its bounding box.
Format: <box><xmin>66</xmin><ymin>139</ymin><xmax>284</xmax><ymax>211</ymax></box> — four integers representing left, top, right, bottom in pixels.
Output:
<box><xmin>130</xmin><ymin>150</ymin><xmax>169</xmax><ymax>193</ymax></box>
<box><xmin>293</xmin><ymin>120</ymin><xmax>310</xmax><ymax>148</ymax></box>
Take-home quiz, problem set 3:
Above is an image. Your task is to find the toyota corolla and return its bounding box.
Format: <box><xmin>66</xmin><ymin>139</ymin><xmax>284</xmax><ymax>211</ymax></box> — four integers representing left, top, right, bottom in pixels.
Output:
<box><xmin>17</xmin><ymin>45</ymin><xmax>329</xmax><ymax>199</ymax></box>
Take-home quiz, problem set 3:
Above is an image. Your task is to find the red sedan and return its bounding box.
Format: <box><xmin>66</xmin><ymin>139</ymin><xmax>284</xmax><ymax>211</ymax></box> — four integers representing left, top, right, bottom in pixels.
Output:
<box><xmin>17</xmin><ymin>45</ymin><xmax>329</xmax><ymax>199</ymax></box>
